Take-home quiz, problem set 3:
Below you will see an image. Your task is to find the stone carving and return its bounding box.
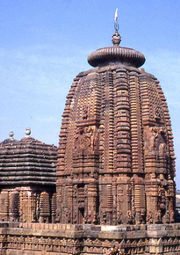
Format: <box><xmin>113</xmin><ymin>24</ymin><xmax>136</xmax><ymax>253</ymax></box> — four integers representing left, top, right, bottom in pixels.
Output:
<box><xmin>82</xmin><ymin>105</ymin><xmax>89</xmax><ymax>120</ymax></box>
<box><xmin>74</xmin><ymin>126</ymin><xmax>99</xmax><ymax>155</ymax></box>
<box><xmin>127</xmin><ymin>210</ymin><xmax>134</xmax><ymax>224</ymax></box>
<box><xmin>169</xmin><ymin>209</ymin><xmax>175</xmax><ymax>223</ymax></box>
<box><xmin>155</xmin><ymin>209</ymin><xmax>162</xmax><ymax>223</ymax></box>
<box><xmin>144</xmin><ymin>126</ymin><xmax>168</xmax><ymax>157</ymax></box>
<box><xmin>147</xmin><ymin>211</ymin><xmax>153</xmax><ymax>224</ymax></box>
<box><xmin>106</xmin><ymin>246</ymin><xmax>125</xmax><ymax>255</ymax></box>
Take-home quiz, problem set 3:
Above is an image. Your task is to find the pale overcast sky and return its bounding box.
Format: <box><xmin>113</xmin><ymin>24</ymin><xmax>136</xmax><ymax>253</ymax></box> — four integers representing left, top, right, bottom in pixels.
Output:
<box><xmin>0</xmin><ymin>0</ymin><xmax>180</xmax><ymax>187</ymax></box>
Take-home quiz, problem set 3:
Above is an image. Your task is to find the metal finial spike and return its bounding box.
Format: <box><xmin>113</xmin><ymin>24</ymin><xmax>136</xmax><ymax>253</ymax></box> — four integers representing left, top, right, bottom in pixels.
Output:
<box><xmin>112</xmin><ymin>8</ymin><xmax>121</xmax><ymax>46</ymax></box>
<box><xmin>114</xmin><ymin>8</ymin><xmax>118</xmax><ymax>22</ymax></box>
<box><xmin>25</xmin><ymin>128</ymin><xmax>31</xmax><ymax>137</ymax></box>
<box><xmin>9</xmin><ymin>131</ymin><xmax>14</xmax><ymax>140</ymax></box>
<box><xmin>114</xmin><ymin>8</ymin><xmax>119</xmax><ymax>32</ymax></box>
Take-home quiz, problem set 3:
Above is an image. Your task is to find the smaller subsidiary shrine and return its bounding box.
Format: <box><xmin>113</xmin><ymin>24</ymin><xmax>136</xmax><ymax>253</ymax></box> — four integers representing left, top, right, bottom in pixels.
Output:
<box><xmin>0</xmin><ymin>128</ymin><xmax>57</xmax><ymax>223</ymax></box>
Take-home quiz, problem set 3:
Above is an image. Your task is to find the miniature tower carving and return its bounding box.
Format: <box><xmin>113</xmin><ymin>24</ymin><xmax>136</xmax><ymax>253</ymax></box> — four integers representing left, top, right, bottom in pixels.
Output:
<box><xmin>57</xmin><ymin>12</ymin><xmax>175</xmax><ymax>225</ymax></box>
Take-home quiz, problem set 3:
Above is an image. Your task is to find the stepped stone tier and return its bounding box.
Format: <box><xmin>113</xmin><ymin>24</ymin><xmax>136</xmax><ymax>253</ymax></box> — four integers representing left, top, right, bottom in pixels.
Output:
<box><xmin>57</xmin><ymin>30</ymin><xmax>176</xmax><ymax>226</ymax></box>
<box><xmin>0</xmin><ymin>129</ymin><xmax>57</xmax><ymax>223</ymax></box>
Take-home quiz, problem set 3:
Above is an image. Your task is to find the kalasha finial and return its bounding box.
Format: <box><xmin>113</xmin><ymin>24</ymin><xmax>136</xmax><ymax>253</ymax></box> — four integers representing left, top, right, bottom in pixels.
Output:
<box><xmin>25</xmin><ymin>128</ymin><xmax>31</xmax><ymax>137</ymax></box>
<box><xmin>9</xmin><ymin>131</ymin><xmax>14</xmax><ymax>140</ymax></box>
<box><xmin>112</xmin><ymin>8</ymin><xmax>121</xmax><ymax>46</ymax></box>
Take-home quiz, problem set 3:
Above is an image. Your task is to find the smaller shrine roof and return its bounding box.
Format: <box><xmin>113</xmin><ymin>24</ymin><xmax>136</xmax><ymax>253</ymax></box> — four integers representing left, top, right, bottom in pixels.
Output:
<box><xmin>0</xmin><ymin>129</ymin><xmax>57</xmax><ymax>186</ymax></box>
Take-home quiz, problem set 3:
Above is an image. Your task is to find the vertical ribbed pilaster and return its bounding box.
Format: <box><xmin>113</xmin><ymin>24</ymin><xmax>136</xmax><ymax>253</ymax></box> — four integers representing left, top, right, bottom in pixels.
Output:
<box><xmin>114</xmin><ymin>69</ymin><xmax>131</xmax><ymax>173</ymax></box>
<box><xmin>108</xmin><ymin>71</ymin><xmax>115</xmax><ymax>172</ymax></box>
<box><xmin>129</xmin><ymin>71</ymin><xmax>145</xmax><ymax>223</ymax></box>
<box><xmin>113</xmin><ymin>68</ymin><xmax>132</xmax><ymax>223</ymax></box>
<box><xmin>101</xmin><ymin>71</ymin><xmax>114</xmax><ymax>173</ymax></box>
<box><xmin>129</xmin><ymin>71</ymin><xmax>144</xmax><ymax>174</ymax></box>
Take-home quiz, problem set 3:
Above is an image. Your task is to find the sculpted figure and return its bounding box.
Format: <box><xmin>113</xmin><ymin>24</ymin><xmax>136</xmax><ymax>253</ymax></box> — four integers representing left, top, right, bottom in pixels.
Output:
<box><xmin>56</xmin><ymin>208</ymin><xmax>61</xmax><ymax>222</ymax></box>
<box><xmin>157</xmin><ymin>128</ymin><xmax>167</xmax><ymax>157</ymax></box>
<box><xmin>82</xmin><ymin>105</ymin><xmax>89</xmax><ymax>120</ymax></box>
<box><xmin>140</xmin><ymin>209</ymin><xmax>146</xmax><ymax>224</ymax></box>
<box><xmin>117</xmin><ymin>211</ymin><xmax>122</xmax><ymax>224</ymax></box>
<box><xmin>162</xmin><ymin>210</ymin><xmax>170</xmax><ymax>224</ymax></box>
<box><xmin>166</xmin><ymin>210</ymin><xmax>170</xmax><ymax>223</ymax></box>
<box><xmin>74</xmin><ymin>210</ymin><xmax>77</xmax><ymax>224</ymax></box>
<box><xmin>169</xmin><ymin>210</ymin><xmax>174</xmax><ymax>223</ymax></box>
<box><xmin>144</xmin><ymin>126</ymin><xmax>157</xmax><ymax>156</ymax></box>
<box><xmin>74</xmin><ymin>127</ymin><xmax>89</xmax><ymax>154</ymax></box>
<box><xmin>147</xmin><ymin>211</ymin><xmax>153</xmax><ymax>224</ymax></box>
<box><xmin>144</xmin><ymin>126</ymin><xmax>167</xmax><ymax>158</ymax></box>
<box><xmin>101</xmin><ymin>211</ymin><xmax>107</xmax><ymax>224</ymax></box>
<box><xmin>74</xmin><ymin>126</ymin><xmax>99</xmax><ymax>155</ymax></box>
<box><xmin>87</xmin><ymin>211</ymin><xmax>96</xmax><ymax>224</ymax></box>
<box><xmin>135</xmin><ymin>211</ymin><xmax>141</xmax><ymax>225</ymax></box>
<box><xmin>159</xmin><ymin>142</ymin><xmax>167</xmax><ymax>157</ymax></box>
<box><xmin>155</xmin><ymin>210</ymin><xmax>162</xmax><ymax>224</ymax></box>
<box><xmin>127</xmin><ymin>210</ymin><xmax>134</xmax><ymax>224</ymax></box>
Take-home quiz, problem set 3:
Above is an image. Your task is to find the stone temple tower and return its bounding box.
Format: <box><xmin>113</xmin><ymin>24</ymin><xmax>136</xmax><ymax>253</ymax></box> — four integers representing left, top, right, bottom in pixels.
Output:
<box><xmin>56</xmin><ymin>21</ymin><xmax>175</xmax><ymax>226</ymax></box>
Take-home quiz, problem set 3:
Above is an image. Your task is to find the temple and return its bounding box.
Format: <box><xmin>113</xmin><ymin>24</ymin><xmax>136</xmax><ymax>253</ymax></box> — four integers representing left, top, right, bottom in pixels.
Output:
<box><xmin>56</xmin><ymin>28</ymin><xmax>175</xmax><ymax>226</ymax></box>
<box><xmin>0</xmin><ymin>14</ymin><xmax>180</xmax><ymax>255</ymax></box>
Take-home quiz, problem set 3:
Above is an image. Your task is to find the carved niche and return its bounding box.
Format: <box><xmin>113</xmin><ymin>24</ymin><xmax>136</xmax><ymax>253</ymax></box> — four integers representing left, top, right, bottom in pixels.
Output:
<box><xmin>74</xmin><ymin>125</ymin><xmax>99</xmax><ymax>156</ymax></box>
<box><xmin>144</xmin><ymin>126</ymin><xmax>168</xmax><ymax>158</ymax></box>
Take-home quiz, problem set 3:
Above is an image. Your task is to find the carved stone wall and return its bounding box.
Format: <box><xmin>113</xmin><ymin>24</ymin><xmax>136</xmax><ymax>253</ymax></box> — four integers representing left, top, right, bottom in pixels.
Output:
<box><xmin>0</xmin><ymin>223</ymin><xmax>180</xmax><ymax>254</ymax></box>
<box><xmin>57</xmin><ymin>64</ymin><xmax>175</xmax><ymax>225</ymax></box>
<box><xmin>0</xmin><ymin>187</ymin><xmax>56</xmax><ymax>223</ymax></box>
